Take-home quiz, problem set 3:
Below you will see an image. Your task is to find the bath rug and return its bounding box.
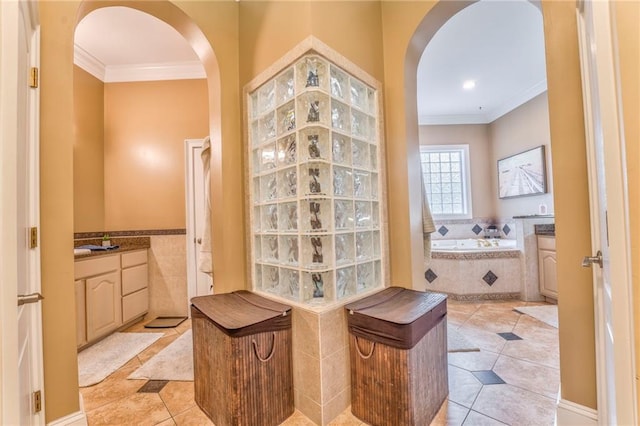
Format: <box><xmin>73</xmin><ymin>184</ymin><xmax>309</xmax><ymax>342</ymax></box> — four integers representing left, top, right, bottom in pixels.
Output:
<box><xmin>128</xmin><ymin>330</ymin><xmax>193</xmax><ymax>381</ymax></box>
<box><xmin>448</xmin><ymin>326</ymin><xmax>480</xmax><ymax>353</ymax></box>
<box><xmin>144</xmin><ymin>316</ymin><xmax>188</xmax><ymax>328</ymax></box>
<box><xmin>514</xmin><ymin>305</ymin><xmax>558</xmax><ymax>328</ymax></box>
<box><xmin>78</xmin><ymin>332</ymin><xmax>164</xmax><ymax>387</ymax></box>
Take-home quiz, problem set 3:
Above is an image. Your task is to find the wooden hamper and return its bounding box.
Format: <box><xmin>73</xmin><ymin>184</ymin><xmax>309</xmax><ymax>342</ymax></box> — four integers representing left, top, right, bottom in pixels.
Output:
<box><xmin>191</xmin><ymin>291</ymin><xmax>294</xmax><ymax>426</ymax></box>
<box><xmin>345</xmin><ymin>287</ymin><xmax>448</xmax><ymax>426</ymax></box>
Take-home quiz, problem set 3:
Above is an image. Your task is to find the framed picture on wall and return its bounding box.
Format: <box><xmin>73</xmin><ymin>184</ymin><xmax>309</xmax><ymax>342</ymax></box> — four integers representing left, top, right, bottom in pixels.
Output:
<box><xmin>498</xmin><ymin>145</ymin><xmax>547</xmax><ymax>199</ymax></box>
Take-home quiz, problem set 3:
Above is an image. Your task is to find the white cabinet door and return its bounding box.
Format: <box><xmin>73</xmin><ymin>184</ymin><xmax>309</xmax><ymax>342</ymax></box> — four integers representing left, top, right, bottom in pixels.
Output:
<box><xmin>86</xmin><ymin>271</ymin><xmax>122</xmax><ymax>341</ymax></box>
<box><xmin>538</xmin><ymin>249</ymin><xmax>558</xmax><ymax>299</ymax></box>
<box><xmin>75</xmin><ymin>280</ymin><xmax>87</xmax><ymax>348</ymax></box>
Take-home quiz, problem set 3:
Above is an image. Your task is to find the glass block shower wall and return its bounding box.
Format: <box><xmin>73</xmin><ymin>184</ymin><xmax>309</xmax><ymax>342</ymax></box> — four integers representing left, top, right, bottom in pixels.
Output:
<box><xmin>248</xmin><ymin>53</ymin><xmax>383</xmax><ymax>306</ymax></box>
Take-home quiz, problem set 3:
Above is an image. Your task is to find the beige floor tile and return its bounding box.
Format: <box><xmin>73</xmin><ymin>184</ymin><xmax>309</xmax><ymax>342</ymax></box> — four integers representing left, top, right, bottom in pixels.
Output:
<box><xmin>172</xmin><ymin>405</ymin><xmax>214</xmax><ymax>426</ymax></box>
<box><xmin>471</xmin><ymin>384</ymin><xmax>556</xmax><ymax>426</ymax></box>
<box><xmin>462</xmin><ymin>410</ymin><xmax>507</xmax><ymax>425</ymax></box>
<box><xmin>448</xmin><ymin>365</ymin><xmax>483</xmax><ymax>408</ymax></box>
<box><xmin>429</xmin><ymin>400</ymin><xmax>469</xmax><ymax>426</ymax></box>
<box><xmin>85</xmin><ymin>392</ymin><xmax>171</xmax><ymax>426</ymax></box>
<box><xmin>463</xmin><ymin>309</ymin><xmax>520</xmax><ymax>334</ymax></box>
<box><xmin>447</xmin><ymin>350</ymin><xmax>499</xmax><ymax>372</ymax></box>
<box><xmin>136</xmin><ymin>333</ymin><xmax>180</xmax><ymax>364</ymax></box>
<box><xmin>456</xmin><ymin>325</ymin><xmax>507</xmax><ymax>353</ymax></box>
<box><xmin>80</xmin><ymin>373</ymin><xmax>146</xmax><ymax>412</ymax></box>
<box><xmin>492</xmin><ymin>354</ymin><xmax>560</xmax><ymax>399</ymax></box>
<box><xmin>500</xmin><ymin>338</ymin><xmax>560</xmax><ymax>370</ymax></box>
<box><xmin>159</xmin><ymin>381</ymin><xmax>196</xmax><ymax>417</ymax></box>
<box><xmin>327</xmin><ymin>407</ymin><xmax>362</xmax><ymax>425</ymax></box>
<box><xmin>280</xmin><ymin>410</ymin><xmax>317</xmax><ymax>426</ymax></box>
<box><xmin>155</xmin><ymin>419</ymin><xmax>177</xmax><ymax>426</ymax></box>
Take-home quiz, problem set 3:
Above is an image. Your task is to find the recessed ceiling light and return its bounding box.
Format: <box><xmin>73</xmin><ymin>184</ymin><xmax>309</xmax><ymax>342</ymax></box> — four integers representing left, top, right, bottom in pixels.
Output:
<box><xmin>463</xmin><ymin>80</ymin><xmax>476</xmax><ymax>90</ymax></box>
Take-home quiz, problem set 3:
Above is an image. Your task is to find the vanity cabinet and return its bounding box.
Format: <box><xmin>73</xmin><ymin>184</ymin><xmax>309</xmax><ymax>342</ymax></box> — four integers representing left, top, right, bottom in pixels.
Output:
<box><xmin>537</xmin><ymin>236</ymin><xmax>558</xmax><ymax>299</ymax></box>
<box><xmin>75</xmin><ymin>250</ymin><xmax>149</xmax><ymax>348</ymax></box>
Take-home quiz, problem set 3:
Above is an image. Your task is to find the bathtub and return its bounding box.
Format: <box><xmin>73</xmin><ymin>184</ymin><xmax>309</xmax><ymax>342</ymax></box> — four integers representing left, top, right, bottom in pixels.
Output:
<box><xmin>426</xmin><ymin>238</ymin><xmax>522</xmax><ymax>301</ymax></box>
<box><xmin>431</xmin><ymin>238</ymin><xmax>517</xmax><ymax>251</ymax></box>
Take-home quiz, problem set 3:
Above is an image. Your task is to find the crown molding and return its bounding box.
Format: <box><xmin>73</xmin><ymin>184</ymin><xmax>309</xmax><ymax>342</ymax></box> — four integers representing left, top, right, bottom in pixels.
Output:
<box><xmin>73</xmin><ymin>44</ymin><xmax>205</xmax><ymax>83</ymax></box>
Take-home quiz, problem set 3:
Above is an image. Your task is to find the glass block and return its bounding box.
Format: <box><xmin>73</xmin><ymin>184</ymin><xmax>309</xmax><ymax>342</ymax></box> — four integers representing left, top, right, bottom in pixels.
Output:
<box><xmin>279</xmin><ymin>235</ymin><xmax>299</xmax><ymax>266</ymax></box>
<box><xmin>373</xmin><ymin>260</ymin><xmax>382</xmax><ymax>288</ymax></box>
<box><xmin>262</xmin><ymin>264</ymin><xmax>279</xmax><ymax>293</ymax></box>
<box><xmin>331</xmin><ymin>100</ymin><xmax>350</xmax><ymax>132</ymax></box>
<box><xmin>371</xmin><ymin>202</ymin><xmax>380</xmax><ymax>228</ymax></box>
<box><xmin>352</xmin><ymin>139</ymin><xmax>369</xmax><ymax>169</ymax></box>
<box><xmin>353</xmin><ymin>170</ymin><xmax>371</xmax><ymax>198</ymax></box>
<box><xmin>368</xmin><ymin>115</ymin><xmax>377</xmax><ymax>143</ymax></box>
<box><xmin>255</xmin><ymin>264</ymin><xmax>262</xmax><ymax>291</ymax></box>
<box><xmin>278</xmin><ymin>167</ymin><xmax>297</xmax><ymax>199</ymax></box>
<box><xmin>250</xmin><ymin>93</ymin><xmax>259</xmax><ymax>119</ymax></box>
<box><xmin>260</xmin><ymin>112</ymin><xmax>276</xmax><ymax>143</ymax></box>
<box><xmin>355</xmin><ymin>231</ymin><xmax>373</xmax><ymax>260</ymax></box>
<box><xmin>302</xmin><ymin>199</ymin><xmax>331</xmax><ymax>233</ymax></box>
<box><xmin>276</xmin><ymin>68</ymin><xmax>295</xmax><ymax>105</ymax></box>
<box><xmin>333</xmin><ymin>166</ymin><xmax>353</xmax><ymax>197</ymax></box>
<box><xmin>334</xmin><ymin>200</ymin><xmax>354</xmax><ymax>230</ymax></box>
<box><xmin>330</xmin><ymin>66</ymin><xmax>348</xmax><ymax>101</ymax></box>
<box><xmin>251</xmin><ymin>120</ymin><xmax>260</xmax><ymax>146</ymax></box>
<box><xmin>371</xmin><ymin>173</ymin><xmax>378</xmax><ymax>200</ymax></box>
<box><xmin>336</xmin><ymin>266</ymin><xmax>356</xmax><ymax>299</ymax></box>
<box><xmin>335</xmin><ymin>233</ymin><xmax>355</xmax><ymax>265</ymax></box>
<box><xmin>332</xmin><ymin>133</ymin><xmax>351</xmax><ymax>165</ymax></box>
<box><xmin>350</xmin><ymin>78</ymin><xmax>367</xmax><ymax>111</ymax></box>
<box><xmin>373</xmin><ymin>230</ymin><xmax>381</xmax><ymax>257</ymax></box>
<box><xmin>262</xmin><ymin>204</ymin><xmax>278</xmax><ymax>231</ymax></box>
<box><xmin>356</xmin><ymin>262</ymin><xmax>374</xmax><ymax>293</ymax></box>
<box><xmin>297</xmin><ymin>92</ymin><xmax>330</xmax><ymax>127</ymax></box>
<box><xmin>367</xmin><ymin>87</ymin><xmax>376</xmax><ymax>115</ymax></box>
<box><xmin>257</xmin><ymin>80</ymin><xmax>275</xmax><ymax>115</ymax></box>
<box><xmin>355</xmin><ymin>201</ymin><xmax>371</xmax><ymax>228</ymax></box>
<box><xmin>279</xmin><ymin>267</ymin><xmax>299</xmax><ymax>301</ymax></box>
<box><xmin>261</xmin><ymin>173</ymin><xmax>277</xmax><ymax>202</ymax></box>
<box><xmin>299</xmin><ymin>127</ymin><xmax>330</xmax><ymax>161</ymax></box>
<box><xmin>277</xmin><ymin>134</ymin><xmax>296</xmax><ymax>166</ymax></box>
<box><xmin>254</xmin><ymin>236</ymin><xmax>261</xmax><ymax>262</ymax></box>
<box><xmin>253</xmin><ymin>177</ymin><xmax>260</xmax><ymax>204</ymax></box>
<box><xmin>277</xmin><ymin>101</ymin><xmax>296</xmax><ymax>135</ymax></box>
<box><xmin>302</xmin><ymin>271</ymin><xmax>333</xmax><ymax>304</ymax></box>
<box><xmin>256</xmin><ymin>143</ymin><xmax>276</xmax><ymax>172</ymax></box>
<box><xmin>369</xmin><ymin>144</ymin><xmax>378</xmax><ymax>169</ymax></box>
<box><xmin>296</xmin><ymin>55</ymin><xmax>329</xmax><ymax>92</ymax></box>
<box><xmin>253</xmin><ymin>206</ymin><xmax>261</xmax><ymax>232</ymax></box>
<box><xmin>351</xmin><ymin>110</ymin><xmax>368</xmax><ymax>141</ymax></box>
<box><xmin>302</xmin><ymin>162</ymin><xmax>330</xmax><ymax>196</ymax></box>
<box><xmin>302</xmin><ymin>235</ymin><xmax>333</xmax><ymax>269</ymax></box>
<box><xmin>262</xmin><ymin>235</ymin><xmax>279</xmax><ymax>262</ymax></box>
<box><xmin>278</xmin><ymin>202</ymin><xmax>298</xmax><ymax>231</ymax></box>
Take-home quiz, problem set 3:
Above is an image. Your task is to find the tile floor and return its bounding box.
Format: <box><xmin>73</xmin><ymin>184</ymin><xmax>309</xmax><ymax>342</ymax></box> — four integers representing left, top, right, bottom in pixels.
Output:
<box><xmin>80</xmin><ymin>299</ymin><xmax>559</xmax><ymax>425</ymax></box>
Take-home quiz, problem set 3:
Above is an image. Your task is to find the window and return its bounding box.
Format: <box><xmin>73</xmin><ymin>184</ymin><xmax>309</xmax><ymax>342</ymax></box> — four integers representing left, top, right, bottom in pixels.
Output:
<box><xmin>420</xmin><ymin>144</ymin><xmax>472</xmax><ymax>219</ymax></box>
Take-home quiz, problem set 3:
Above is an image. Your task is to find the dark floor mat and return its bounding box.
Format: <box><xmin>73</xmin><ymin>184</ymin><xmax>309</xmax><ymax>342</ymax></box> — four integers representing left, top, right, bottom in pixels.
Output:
<box><xmin>144</xmin><ymin>316</ymin><xmax>188</xmax><ymax>328</ymax></box>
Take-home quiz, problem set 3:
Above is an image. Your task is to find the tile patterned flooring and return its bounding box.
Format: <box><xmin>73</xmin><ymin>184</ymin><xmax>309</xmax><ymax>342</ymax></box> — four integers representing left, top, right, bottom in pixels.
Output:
<box><xmin>80</xmin><ymin>299</ymin><xmax>559</xmax><ymax>425</ymax></box>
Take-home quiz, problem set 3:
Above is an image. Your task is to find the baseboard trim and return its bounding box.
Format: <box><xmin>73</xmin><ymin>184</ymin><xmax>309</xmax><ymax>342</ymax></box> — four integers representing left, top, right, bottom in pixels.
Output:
<box><xmin>46</xmin><ymin>410</ymin><xmax>87</xmax><ymax>426</ymax></box>
<box><xmin>556</xmin><ymin>399</ymin><xmax>598</xmax><ymax>425</ymax></box>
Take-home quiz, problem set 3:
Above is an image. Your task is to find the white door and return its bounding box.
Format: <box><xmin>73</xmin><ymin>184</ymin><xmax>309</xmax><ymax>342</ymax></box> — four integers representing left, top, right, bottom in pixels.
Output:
<box><xmin>577</xmin><ymin>1</ymin><xmax>636</xmax><ymax>424</ymax></box>
<box><xmin>185</xmin><ymin>139</ymin><xmax>213</xmax><ymax>308</ymax></box>
<box><xmin>0</xmin><ymin>0</ymin><xmax>44</xmax><ymax>424</ymax></box>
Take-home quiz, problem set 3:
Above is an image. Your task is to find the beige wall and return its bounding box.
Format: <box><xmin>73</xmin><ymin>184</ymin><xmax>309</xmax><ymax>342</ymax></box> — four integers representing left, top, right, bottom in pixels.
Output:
<box><xmin>73</xmin><ymin>65</ymin><xmax>105</xmax><ymax>232</ymax></box>
<box><xmin>542</xmin><ymin>0</ymin><xmax>596</xmax><ymax>409</ymax></box>
<box><xmin>614</xmin><ymin>0</ymin><xmax>640</xmax><ymax>414</ymax></box>
<box><xmin>40</xmin><ymin>1</ymin><xmax>242</xmax><ymax>421</ymax></box>
<box><xmin>103</xmin><ymin>79</ymin><xmax>209</xmax><ymax>231</ymax></box>
<box><xmin>418</xmin><ymin>124</ymin><xmax>493</xmax><ymax>218</ymax></box>
<box><xmin>490</xmin><ymin>92</ymin><xmax>554</xmax><ymax>218</ymax></box>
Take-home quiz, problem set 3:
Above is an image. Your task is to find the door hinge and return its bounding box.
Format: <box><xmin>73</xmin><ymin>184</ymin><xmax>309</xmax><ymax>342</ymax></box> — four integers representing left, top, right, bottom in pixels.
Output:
<box><xmin>29</xmin><ymin>227</ymin><xmax>38</xmax><ymax>249</ymax></box>
<box><xmin>29</xmin><ymin>67</ymin><xmax>38</xmax><ymax>88</ymax></box>
<box><xmin>33</xmin><ymin>390</ymin><xmax>42</xmax><ymax>413</ymax></box>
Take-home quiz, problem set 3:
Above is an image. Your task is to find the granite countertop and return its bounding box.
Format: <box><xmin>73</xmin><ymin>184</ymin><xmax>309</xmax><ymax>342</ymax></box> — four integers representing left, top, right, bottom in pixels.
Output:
<box><xmin>534</xmin><ymin>224</ymin><xmax>555</xmax><ymax>236</ymax></box>
<box><xmin>74</xmin><ymin>236</ymin><xmax>151</xmax><ymax>260</ymax></box>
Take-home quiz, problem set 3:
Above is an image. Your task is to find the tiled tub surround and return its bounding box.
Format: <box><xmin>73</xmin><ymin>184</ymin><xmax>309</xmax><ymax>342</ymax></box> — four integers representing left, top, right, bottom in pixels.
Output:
<box><xmin>426</xmin><ymin>250</ymin><xmax>522</xmax><ymax>301</ymax></box>
<box><xmin>432</xmin><ymin>218</ymin><xmax>517</xmax><ymax>241</ymax></box>
<box><xmin>74</xmin><ymin>230</ymin><xmax>189</xmax><ymax>320</ymax></box>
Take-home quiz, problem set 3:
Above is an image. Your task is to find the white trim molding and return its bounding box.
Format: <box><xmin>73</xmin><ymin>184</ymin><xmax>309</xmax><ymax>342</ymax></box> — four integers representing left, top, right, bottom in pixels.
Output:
<box><xmin>46</xmin><ymin>411</ymin><xmax>87</xmax><ymax>426</ymax></box>
<box><xmin>556</xmin><ymin>399</ymin><xmax>598</xmax><ymax>426</ymax></box>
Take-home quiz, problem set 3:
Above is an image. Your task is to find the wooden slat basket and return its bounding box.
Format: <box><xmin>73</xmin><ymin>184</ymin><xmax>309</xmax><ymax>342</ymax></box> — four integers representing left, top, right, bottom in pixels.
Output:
<box><xmin>345</xmin><ymin>287</ymin><xmax>448</xmax><ymax>426</ymax></box>
<box><xmin>191</xmin><ymin>291</ymin><xmax>294</xmax><ymax>426</ymax></box>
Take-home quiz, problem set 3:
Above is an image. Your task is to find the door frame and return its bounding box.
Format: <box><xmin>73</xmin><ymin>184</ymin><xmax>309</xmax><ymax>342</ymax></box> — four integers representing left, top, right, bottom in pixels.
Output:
<box><xmin>576</xmin><ymin>0</ymin><xmax>636</xmax><ymax>423</ymax></box>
